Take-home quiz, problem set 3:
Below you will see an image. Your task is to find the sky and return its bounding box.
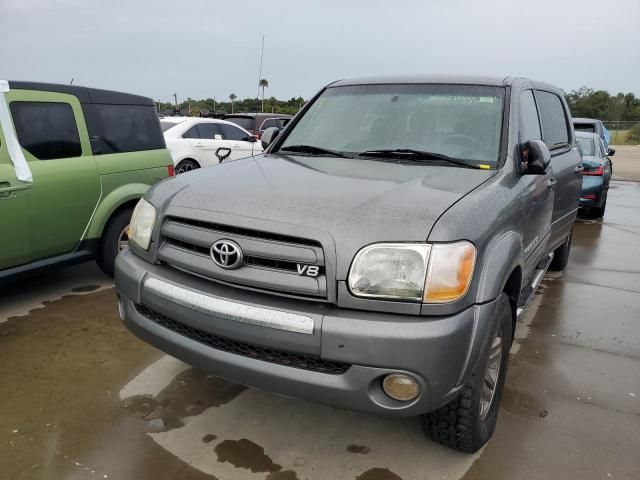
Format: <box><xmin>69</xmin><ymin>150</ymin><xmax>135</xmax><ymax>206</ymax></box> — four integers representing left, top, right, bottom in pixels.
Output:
<box><xmin>1</xmin><ymin>0</ymin><xmax>639</xmax><ymax>103</ymax></box>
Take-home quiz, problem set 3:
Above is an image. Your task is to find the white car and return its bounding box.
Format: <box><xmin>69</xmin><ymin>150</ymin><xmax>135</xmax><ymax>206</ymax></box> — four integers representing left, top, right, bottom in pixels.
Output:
<box><xmin>160</xmin><ymin>117</ymin><xmax>263</xmax><ymax>174</ymax></box>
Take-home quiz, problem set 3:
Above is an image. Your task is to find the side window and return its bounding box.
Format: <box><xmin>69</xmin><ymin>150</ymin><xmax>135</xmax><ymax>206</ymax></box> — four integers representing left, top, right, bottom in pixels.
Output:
<box><xmin>195</xmin><ymin>123</ymin><xmax>221</xmax><ymax>139</ymax></box>
<box><xmin>535</xmin><ymin>91</ymin><xmax>570</xmax><ymax>150</ymax></box>
<box><xmin>219</xmin><ymin>124</ymin><xmax>248</xmax><ymax>141</ymax></box>
<box><xmin>182</xmin><ymin>126</ymin><xmax>200</xmax><ymax>139</ymax></box>
<box><xmin>260</xmin><ymin>119</ymin><xmax>277</xmax><ymax>131</ymax></box>
<box><xmin>84</xmin><ymin>104</ymin><xmax>165</xmax><ymax>154</ymax></box>
<box><xmin>519</xmin><ymin>91</ymin><xmax>541</xmax><ymax>143</ymax></box>
<box><xmin>10</xmin><ymin>102</ymin><xmax>82</xmax><ymax>160</ymax></box>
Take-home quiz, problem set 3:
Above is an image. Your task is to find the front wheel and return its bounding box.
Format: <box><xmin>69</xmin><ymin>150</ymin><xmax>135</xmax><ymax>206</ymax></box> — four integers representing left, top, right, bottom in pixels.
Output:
<box><xmin>97</xmin><ymin>208</ymin><xmax>133</xmax><ymax>277</ymax></box>
<box><xmin>421</xmin><ymin>293</ymin><xmax>513</xmax><ymax>453</ymax></box>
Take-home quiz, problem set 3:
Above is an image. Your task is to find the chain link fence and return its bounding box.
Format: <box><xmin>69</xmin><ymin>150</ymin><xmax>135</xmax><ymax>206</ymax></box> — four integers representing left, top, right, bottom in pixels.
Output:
<box><xmin>603</xmin><ymin>121</ymin><xmax>640</xmax><ymax>145</ymax></box>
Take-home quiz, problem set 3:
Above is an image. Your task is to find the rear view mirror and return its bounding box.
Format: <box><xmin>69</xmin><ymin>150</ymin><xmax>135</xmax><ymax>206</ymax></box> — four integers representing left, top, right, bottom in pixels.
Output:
<box><xmin>261</xmin><ymin>127</ymin><xmax>280</xmax><ymax>149</ymax></box>
<box><xmin>215</xmin><ymin>147</ymin><xmax>232</xmax><ymax>163</ymax></box>
<box><xmin>524</xmin><ymin>139</ymin><xmax>551</xmax><ymax>175</ymax></box>
<box><xmin>607</xmin><ymin>147</ymin><xmax>615</xmax><ymax>157</ymax></box>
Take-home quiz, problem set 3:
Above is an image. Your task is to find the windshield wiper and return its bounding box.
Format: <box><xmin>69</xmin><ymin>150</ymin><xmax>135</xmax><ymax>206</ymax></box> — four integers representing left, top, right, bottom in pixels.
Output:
<box><xmin>358</xmin><ymin>149</ymin><xmax>482</xmax><ymax>169</ymax></box>
<box><xmin>279</xmin><ymin>145</ymin><xmax>353</xmax><ymax>158</ymax></box>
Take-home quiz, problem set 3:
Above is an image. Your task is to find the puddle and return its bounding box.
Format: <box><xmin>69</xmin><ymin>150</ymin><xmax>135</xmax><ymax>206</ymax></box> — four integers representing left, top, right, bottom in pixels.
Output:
<box><xmin>502</xmin><ymin>388</ymin><xmax>549</xmax><ymax>418</ymax></box>
<box><xmin>215</xmin><ymin>438</ymin><xmax>282</xmax><ymax>473</ymax></box>
<box><xmin>356</xmin><ymin>468</ymin><xmax>403</xmax><ymax>480</ymax></box>
<box><xmin>347</xmin><ymin>445</ymin><xmax>372</xmax><ymax>454</ymax></box>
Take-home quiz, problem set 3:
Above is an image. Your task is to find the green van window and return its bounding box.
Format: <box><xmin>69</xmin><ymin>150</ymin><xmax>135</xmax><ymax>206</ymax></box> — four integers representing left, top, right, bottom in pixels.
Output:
<box><xmin>10</xmin><ymin>101</ymin><xmax>82</xmax><ymax>160</ymax></box>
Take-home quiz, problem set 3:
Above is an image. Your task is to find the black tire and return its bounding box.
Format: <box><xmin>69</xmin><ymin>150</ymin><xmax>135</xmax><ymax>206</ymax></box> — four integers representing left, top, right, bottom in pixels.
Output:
<box><xmin>549</xmin><ymin>229</ymin><xmax>572</xmax><ymax>271</ymax></box>
<box><xmin>175</xmin><ymin>159</ymin><xmax>200</xmax><ymax>174</ymax></box>
<box><xmin>421</xmin><ymin>293</ymin><xmax>513</xmax><ymax>453</ymax></box>
<box><xmin>97</xmin><ymin>207</ymin><xmax>133</xmax><ymax>277</ymax></box>
<box><xmin>590</xmin><ymin>192</ymin><xmax>607</xmax><ymax>219</ymax></box>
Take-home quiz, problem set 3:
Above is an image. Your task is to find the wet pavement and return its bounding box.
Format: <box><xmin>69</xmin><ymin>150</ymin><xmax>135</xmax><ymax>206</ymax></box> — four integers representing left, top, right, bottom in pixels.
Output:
<box><xmin>1</xmin><ymin>181</ymin><xmax>639</xmax><ymax>480</ymax></box>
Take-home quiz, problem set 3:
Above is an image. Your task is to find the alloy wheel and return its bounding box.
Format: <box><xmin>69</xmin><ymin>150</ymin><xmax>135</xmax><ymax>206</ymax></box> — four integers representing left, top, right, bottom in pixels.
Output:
<box><xmin>479</xmin><ymin>328</ymin><xmax>503</xmax><ymax>419</ymax></box>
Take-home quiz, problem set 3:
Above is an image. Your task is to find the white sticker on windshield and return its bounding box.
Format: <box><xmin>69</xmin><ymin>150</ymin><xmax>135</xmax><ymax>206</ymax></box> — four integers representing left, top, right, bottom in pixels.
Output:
<box><xmin>0</xmin><ymin>80</ymin><xmax>33</xmax><ymax>182</ymax></box>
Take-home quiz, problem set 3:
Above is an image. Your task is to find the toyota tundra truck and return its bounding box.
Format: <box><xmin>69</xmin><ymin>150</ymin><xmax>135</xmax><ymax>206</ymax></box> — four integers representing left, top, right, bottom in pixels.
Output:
<box><xmin>115</xmin><ymin>76</ymin><xmax>582</xmax><ymax>452</ymax></box>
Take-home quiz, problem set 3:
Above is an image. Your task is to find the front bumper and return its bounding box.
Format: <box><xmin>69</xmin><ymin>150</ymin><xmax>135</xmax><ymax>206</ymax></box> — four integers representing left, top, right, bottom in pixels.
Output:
<box><xmin>115</xmin><ymin>248</ymin><xmax>500</xmax><ymax>416</ymax></box>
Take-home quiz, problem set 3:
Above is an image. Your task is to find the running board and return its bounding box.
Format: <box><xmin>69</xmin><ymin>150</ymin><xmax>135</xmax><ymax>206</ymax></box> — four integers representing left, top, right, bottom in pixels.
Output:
<box><xmin>516</xmin><ymin>253</ymin><xmax>553</xmax><ymax>318</ymax></box>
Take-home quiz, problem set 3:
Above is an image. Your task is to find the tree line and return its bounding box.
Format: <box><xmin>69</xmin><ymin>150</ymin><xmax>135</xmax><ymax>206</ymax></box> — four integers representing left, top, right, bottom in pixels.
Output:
<box><xmin>158</xmin><ymin>95</ymin><xmax>305</xmax><ymax>117</ymax></box>
<box><xmin>563</xmin><ymin>87</ymin><xmax>640</xmax><ymax>122</ymax></box>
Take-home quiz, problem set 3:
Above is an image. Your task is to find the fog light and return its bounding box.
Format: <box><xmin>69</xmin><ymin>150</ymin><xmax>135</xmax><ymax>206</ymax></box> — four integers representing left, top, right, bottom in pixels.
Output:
<box><xmin>382</xmin><ymin>374</ymin><xmax>420</xmax><ymax>401</ymax></box>
<box><xmin>117</xmin><ymin>296</ymin><xmax>126</xmax><ymax>321</ymax></box>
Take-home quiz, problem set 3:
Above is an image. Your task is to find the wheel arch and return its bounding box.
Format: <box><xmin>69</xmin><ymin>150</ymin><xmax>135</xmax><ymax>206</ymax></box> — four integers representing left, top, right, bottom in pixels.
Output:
<box><xmin>84</xmin><ymin>183</ymin><xmax>149</xmax><ymax>240</ymax></box>
<box><xmin>176</xmin><ymin>157</ymin><xmax>201</xmax><ymax>171</ymax></box>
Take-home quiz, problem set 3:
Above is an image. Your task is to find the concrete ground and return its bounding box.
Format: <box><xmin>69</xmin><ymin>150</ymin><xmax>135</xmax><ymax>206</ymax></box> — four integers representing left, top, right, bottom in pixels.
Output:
<box><xmin>611</xmin><ymin>144</ymin><xmax>640</xmax><ymax>182</ymax></box>
<box><xmin>2</xmin><ymin>184</ymin><xmax>639</xmax><ymax>479</ymax></box>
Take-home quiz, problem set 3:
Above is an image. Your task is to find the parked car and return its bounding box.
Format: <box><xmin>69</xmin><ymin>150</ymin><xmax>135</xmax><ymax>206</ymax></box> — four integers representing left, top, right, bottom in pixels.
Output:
<box><xmin>573</xmin><ymin>117</ymin><xmax>610</xmax><ymax>149</ymax></box>
<box><xmin>224</xmin><ymin>113</ymin><xmax>292</xmax><ymax>139</ymax></box>
<box><xmin>0</xmin><ymin>80</ymin><xmax>173</xmax><ymax>279</ymax></box>
<box><xmin>161</xmin><ymin>117</ymin><xmax>263</xmax><ymax>174</ymax></box>
<box><xmin>576</xmin><ymin>131</ymin><xmax>613</xmax><ymax>218</ymax></box>
<box><xmin>115</xmin><ymin>75</ymin><xmax>582</xmax><ymax>453</ymax></box>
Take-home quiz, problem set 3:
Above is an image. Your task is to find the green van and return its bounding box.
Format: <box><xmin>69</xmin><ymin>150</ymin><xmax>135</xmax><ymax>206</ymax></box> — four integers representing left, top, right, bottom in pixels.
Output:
<box><xmin>0</xmin><ymin>80</ymin><xmax>174</xmax><ymax>279</ymax></box>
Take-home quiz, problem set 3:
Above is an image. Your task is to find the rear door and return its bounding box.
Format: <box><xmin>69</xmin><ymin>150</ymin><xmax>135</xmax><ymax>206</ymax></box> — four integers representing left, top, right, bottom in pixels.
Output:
<box><xmin>0</xmin><ymin>126</ymin><xmax>31</xmax><ymax>270</ymax></box>
<box><xmin>535</xmin><ymin>89</ymin><xmax>582</xmax><ymax>249</ymax></box>
<box><xmin>518</xmin><ymin>89</ymin><xmax>554</xmax><ymax>276</ymax></box>
<box><xmin>7</xmin><ymin>90</ymin><xmax>100</xmax><ymax>261</ymax></box>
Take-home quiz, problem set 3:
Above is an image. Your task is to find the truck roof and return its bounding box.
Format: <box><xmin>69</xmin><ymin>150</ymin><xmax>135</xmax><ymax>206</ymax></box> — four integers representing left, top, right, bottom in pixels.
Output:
<box><xmin>331</xmin><ymin>75</ymin><xmax>561</xmax><ymax>92</ymax></box>
<box><xmin>7</xmin><ymin>80</ymin><xmax>154</xmax><ymax>106</ymax></box>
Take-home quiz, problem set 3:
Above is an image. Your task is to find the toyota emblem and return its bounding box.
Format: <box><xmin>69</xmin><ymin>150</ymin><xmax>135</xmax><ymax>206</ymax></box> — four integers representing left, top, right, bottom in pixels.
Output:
<box><xmin>210</xmin><ymin>239</ymin><xmax>243</xmax><ymax>269</ymax></box>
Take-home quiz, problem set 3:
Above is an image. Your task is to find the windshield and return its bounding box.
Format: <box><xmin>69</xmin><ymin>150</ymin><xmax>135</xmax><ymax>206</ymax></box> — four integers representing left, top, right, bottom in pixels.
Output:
<box><xmin>577</xmin><ymin>136</ymin><xmax>595</xmax><ymax>156</ymax></box>
<box><xmin>279</xmin><ymin>84</ymin><xmax>505</xmax><ymax>165</ymax></box>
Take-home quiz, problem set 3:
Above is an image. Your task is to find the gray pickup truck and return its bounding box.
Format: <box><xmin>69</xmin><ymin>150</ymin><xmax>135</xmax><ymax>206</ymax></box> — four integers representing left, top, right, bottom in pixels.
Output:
<box><xmin>115</xmin><ymin>75</ymin><xmax>581</xmax><ymax>452</ymax></box>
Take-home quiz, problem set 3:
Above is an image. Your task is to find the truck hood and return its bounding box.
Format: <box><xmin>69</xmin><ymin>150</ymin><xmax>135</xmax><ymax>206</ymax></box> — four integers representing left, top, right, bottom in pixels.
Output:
<box><xmin>152</xmin><ymin>153</ymin><xmax>495</xmax><ymax>277</ymax></box>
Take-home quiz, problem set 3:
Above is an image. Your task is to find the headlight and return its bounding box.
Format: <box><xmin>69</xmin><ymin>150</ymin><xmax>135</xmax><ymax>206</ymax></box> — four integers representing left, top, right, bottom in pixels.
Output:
<box><xmin>348</xmin><ymin>244</ymin><xmax>431</xmax><ymax>301</ymax></box>
<box><xmin>348</xmin><ymin>241</ymin><xmax>476</xmax><ymax>303</ymax></box>
<box><xmin>423</xmin><ymin>242</ymin><xmax>476</xmax><ymax>303</ymax></box>
<box><xmin>128</xmin><ymin>198</ymin><xmax>156</xmax><ymax>250</ymax></box>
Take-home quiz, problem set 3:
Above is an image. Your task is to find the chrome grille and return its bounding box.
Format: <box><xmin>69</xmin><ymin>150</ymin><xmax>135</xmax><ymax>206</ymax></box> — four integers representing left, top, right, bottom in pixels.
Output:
<box><xmin>158</xmin><ymin>217</ymin><xmax>328</xmax><ymax>299</ymax></box>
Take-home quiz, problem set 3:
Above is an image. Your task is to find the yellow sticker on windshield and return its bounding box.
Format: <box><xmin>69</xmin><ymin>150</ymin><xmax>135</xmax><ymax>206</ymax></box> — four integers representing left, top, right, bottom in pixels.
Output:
<box><xmin>478</xmin><ymin>164</ymin><xmax>491</xmax><ymax>170</ymax></box>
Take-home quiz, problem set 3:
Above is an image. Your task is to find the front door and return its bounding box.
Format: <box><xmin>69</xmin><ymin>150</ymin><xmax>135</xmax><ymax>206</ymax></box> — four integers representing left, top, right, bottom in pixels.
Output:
<box><xmin>7</xmin><ymin>90</ymin><xmax>100</xmax><ymax>261</ymax></box>
<box><xmin>0</xmin><ymin>139</ymin><xmax>31</xmax><ymax>270</ymax></box>
<box><xmin>218</xmin><ymin>123</ymin><xmax>257</xmax><ymax>161</ymax></box>
<box><xmin>535</xmin><ymin>90</ymin><xmax>582</xmax><ymax>248</ymax></box>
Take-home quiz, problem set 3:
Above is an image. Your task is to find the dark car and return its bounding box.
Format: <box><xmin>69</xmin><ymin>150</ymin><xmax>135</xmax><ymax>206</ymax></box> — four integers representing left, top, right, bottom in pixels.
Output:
<box><xmin>576</xmin><ymin>131</ymin><xmax>613</xmax><ymax>217</ymax></box>
<box><xmin>115</xmin><ymin>75</ymin><xmax>581</xmax><ymax>453</ymax></box>
<box><xmin>224</xmin><ymin>113</ymin><xmax>292</xmax><ymax>138</ymax></box>
<box><xmin>573</xmin><ymin>117</ymin><xmax>610</xmax><ymax>148</ymax></box>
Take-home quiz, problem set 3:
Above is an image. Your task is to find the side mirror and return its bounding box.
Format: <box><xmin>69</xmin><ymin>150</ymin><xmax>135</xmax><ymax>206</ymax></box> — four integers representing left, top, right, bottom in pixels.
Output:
<box><xmin>607</xmin><ymin>147</ymin><xmax>615</xmax><ymax>157</ymax></box>
<box><xmin>215</xmin><ymin>147</ymin><xmax>232</xmax><ymax>163</ymax></box>
<box><xmin>261</xmin><ymin>127</ymin><xmax>280</xmax><ymax>149</ymax></box>
<box><xmin>245</xmin><ymin>135</ymin><xmax>258</xmax><ymax>143</ymax></box>
<box><xmin>524</xmin><ymin>139</ymin><xmax>551</xmax><ymax>175</ymax></box>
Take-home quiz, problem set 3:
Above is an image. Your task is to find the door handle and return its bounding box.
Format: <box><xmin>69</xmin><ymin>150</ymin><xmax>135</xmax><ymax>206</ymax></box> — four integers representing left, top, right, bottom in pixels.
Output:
<box><xmin>547</xmin><ymin>178</ymin><xmax>557</xmax><ymax>190</ymax></box>
<box><xmin>0</xmin><ymin>182</ymin><xmax>31</xmax><ymax>198</ymax></box>
<box><xmin>194</xmin><ymin>143</ymin><xmax>205</xmax><ymax>148</ymax></box>
<box><xmin>574</xmin><ymin>164</ymin><xmax>584</xmax><ymax>174</ymax></box>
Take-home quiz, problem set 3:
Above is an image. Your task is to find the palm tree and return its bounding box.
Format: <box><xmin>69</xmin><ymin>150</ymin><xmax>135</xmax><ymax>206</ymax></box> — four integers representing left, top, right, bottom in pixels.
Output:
<box><xmin>229</xmin><ymin>93</ymin><xmax>237</xmax><ymax>113</ymax></box>
<box><xmin>259</xmin><ymin>79</ymin><xmax>269</xmax><ymax>112</ymax></box>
